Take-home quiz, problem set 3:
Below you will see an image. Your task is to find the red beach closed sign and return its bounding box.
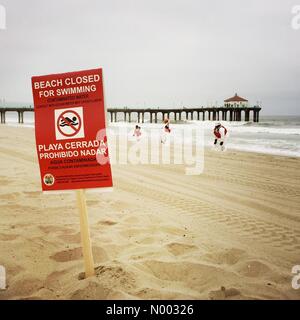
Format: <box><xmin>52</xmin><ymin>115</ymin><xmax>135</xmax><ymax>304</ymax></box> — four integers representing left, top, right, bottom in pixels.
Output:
<box><xmin>31</xmin><ymin>68</ymin><xmax>113</xmax><ymax>191</ymax></box>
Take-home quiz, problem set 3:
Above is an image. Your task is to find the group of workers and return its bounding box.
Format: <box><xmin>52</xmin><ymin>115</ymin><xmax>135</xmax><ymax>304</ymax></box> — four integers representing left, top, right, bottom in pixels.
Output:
<box><xmin>133</xmin><ymin>119</ymin><xmax>228</xmax><ymax>150</ymax></box>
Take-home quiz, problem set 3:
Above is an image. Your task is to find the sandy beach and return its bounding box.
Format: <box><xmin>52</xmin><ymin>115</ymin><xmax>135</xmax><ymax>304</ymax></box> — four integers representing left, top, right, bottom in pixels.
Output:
<box><xmin>0</xmin><ymin>125</ymin><xmax>299</xmax><ymax>300</ymax></box>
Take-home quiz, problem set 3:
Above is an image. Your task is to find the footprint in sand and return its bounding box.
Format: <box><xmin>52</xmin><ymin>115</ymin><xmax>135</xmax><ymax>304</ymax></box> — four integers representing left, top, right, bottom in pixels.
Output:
<box><xmin>50</xmin><ymin>246</ymin><xmax>108</xmax><ymax>263</ymax></box>
<box><xmin>4</xmin><ymin>278</ymin><xmax>44</xmax><ymax>298</ymax></box>
<box><xmin>45</xmin><ymin>270</ymin><xmax>68</xmax><ymax>286</ymax></box>
<box><xmin>4</xmin><ymin>264</ymin><xmax>24</xmax><ymax>277</ymax></box>
<box><xmin>0</xmin><ymin>233</ymin><xmax>19</xmax><ymax>241</ymax></box>
<box><xmin>139</xmin><ymin>260</ymin><xmax>222</xmax><ymax>284</ymax></box>
<box><xmin>204</xmin><ymin>248</ymin><xmax>246</xmax><ymax>266</ymax></box>
<box><xmin>166</xmin><ymin>242</ymin><xmax>198</xmax><ymax>256</ymax></box>
<box><xmin>50</xmin><ymin>247</ymin><xmax>83</xmax><ymax>262</ymax></box>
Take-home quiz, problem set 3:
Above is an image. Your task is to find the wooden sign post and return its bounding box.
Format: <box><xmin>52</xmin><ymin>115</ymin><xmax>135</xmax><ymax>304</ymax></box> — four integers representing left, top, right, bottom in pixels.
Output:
<box><xmin>76</xmin><ymin>189</ymin><xmax>95</xmax><ymax>277</ymax></box>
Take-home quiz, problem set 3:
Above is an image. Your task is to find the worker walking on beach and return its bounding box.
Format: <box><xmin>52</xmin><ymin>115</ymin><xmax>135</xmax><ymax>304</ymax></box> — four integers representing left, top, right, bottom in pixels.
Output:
<box><xmin>213</xmin><ymin>122</ymin><xmax>228</xmax><ymax>151</ymax></box>
<box><xmin>161</xmin><ymin>118</ymin><xmax>171</xmax><ymax>144</ymax></box>
<box><xmin>133</xmin><ymin>125</ymin><xmax>142</xmax><ymax>141</ymax></box>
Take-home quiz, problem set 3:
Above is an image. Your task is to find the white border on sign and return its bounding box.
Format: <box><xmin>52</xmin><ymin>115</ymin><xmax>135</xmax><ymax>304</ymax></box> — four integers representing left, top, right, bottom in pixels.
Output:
<box><xmin>54</xmin><ymin>106</ymin><xmax>85</xmax><ymax>140</ymax></box>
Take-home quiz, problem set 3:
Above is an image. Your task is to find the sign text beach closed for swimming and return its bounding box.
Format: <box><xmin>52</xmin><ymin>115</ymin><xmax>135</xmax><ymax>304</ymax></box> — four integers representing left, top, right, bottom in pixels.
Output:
<box><xmin>31</xmin><ymin>68</ymin><xmax>113</xmax><ymax>191</ymax></box>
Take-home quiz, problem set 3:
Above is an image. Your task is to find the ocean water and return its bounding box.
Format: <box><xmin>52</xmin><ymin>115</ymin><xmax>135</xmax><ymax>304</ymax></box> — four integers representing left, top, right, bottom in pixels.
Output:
<box><xmin>212</xmin><ymin>116</ymin><xmax>300</xmax><ymax>157</ymax></box>
<box><xmin>3</xmin><ymin>111</ymin><xmax>300</xmax><ymax>157</ymax></box>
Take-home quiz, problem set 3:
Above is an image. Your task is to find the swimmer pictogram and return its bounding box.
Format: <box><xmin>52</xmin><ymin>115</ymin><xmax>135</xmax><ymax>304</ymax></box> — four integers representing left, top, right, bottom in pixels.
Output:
<box><xmin>59</xmin><ymin>116</ymin><xmax>78</xmax><ymax>127</ymax></box>
<box><xmin>54</xmin><ymin>107</ymin><xmax>85</xmax><ymax>140</ymax></box>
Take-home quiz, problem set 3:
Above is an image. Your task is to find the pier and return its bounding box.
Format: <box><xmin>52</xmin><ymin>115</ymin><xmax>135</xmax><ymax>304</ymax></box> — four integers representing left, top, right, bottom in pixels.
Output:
<box><xmin>0</xmin><ymin>106</ymin><xmax>261</xmax><ymax>124</ymax></box>
<box><xmin>107</xmin><ymin>106</ymin><xmax>261</xmax><ymax>123</ymax></box>
<box><xmin>0</xmin><ymin>107</ymin><xmax>33</xmax><ymax>124</ymax></box>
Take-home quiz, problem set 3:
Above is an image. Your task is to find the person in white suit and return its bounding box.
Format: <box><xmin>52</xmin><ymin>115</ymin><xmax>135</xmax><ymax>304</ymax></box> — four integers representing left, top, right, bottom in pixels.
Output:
<box><xmin>213</xmin><ymin>122</ymin><xmax>228</xmax><ymax>151</ymax></box>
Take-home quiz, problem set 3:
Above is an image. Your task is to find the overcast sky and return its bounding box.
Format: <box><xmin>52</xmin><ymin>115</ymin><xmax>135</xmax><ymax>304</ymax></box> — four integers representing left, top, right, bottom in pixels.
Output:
<box><xmin>0</xmin><ymin>0</ymin><xmax>299</xmax><ymax>115</ymax></box>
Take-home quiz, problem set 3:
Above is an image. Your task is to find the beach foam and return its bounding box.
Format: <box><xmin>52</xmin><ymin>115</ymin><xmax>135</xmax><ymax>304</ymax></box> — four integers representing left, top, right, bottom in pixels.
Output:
<box><xmin>4</xmin><ymin>112</ymin><xmax>300</xmax><ymax>157</ymax></box>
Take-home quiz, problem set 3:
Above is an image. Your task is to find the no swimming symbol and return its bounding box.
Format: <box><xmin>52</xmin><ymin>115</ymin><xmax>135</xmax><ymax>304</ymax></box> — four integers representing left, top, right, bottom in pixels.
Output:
<box><xmin>54</xmin><ymin>107</ymin><xmax>85</xmax><ymax>140</ymax></box>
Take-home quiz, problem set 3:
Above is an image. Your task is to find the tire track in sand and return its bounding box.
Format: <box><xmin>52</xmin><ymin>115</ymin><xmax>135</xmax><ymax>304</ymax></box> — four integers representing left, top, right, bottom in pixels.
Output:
<box><xmin>115</xmin><ymin>174</ymin><xmax>300</xmax><ymax>255</ymax></box>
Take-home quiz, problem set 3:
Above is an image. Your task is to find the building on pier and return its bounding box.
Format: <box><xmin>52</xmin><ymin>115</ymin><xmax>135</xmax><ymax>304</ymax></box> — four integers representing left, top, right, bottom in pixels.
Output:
<box><xmin>224</xmin><ymin>93</ymin><xmax>248</xmax><ymax>108</ymax></box>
